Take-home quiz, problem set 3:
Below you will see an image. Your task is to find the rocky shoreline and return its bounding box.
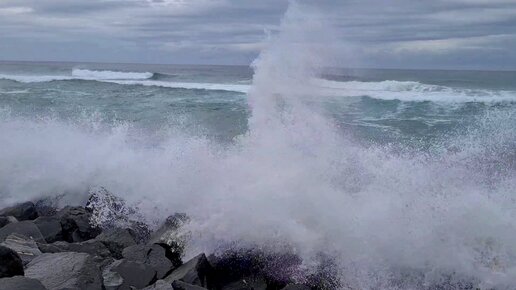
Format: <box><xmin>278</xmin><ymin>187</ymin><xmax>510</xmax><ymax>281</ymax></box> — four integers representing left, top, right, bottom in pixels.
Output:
<box><xmin>0</xmin><ymin>190</ymin><xmax>336</xmax><ymax>290</ymax></box>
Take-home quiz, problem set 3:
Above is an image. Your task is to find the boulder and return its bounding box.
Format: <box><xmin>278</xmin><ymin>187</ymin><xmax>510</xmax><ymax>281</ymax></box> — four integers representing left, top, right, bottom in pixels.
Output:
<box><xmin>143</xmin><ymin>280</ymin><xmax>174</xmax><ymax>290</ymax></box>
<box><xmin>0</xmin><ymin>216</ymin><xmax>17</xmax><ymax>229</ymax></box>
<box><xmin>38</xmin><ymin>239</ymin><xmax>111</xmax><ymax>258</ymax></box>
<box><xmin>164</xmin><ymin>253</ymin><xmax>214</xmax><ymax>289</ymax></box>
<box><xmin>25</xmin><ymin>252</ymin><xmax>103</xmax><ymax>290</ymax></box>
<box><xmin>172</xmin><ymin>280</ymin><xmax>208</xmax><ymax>290</ymax></box>
<box><xmin>221</xmin><ymin>277</ymin><xmax>267</xmax><ymax>290</ymax></box>
<box><xmin>33</xmin><ymin>216</ymin><xmax>63</xmax><ymax>243</ymax></box>
<box><xmin>57</xmin><ymin>206</ymin><xmax>100</xmax><ymax>242</ymax></box>
<box><xmin>96</xmin><ymin>228</ymin><xmax>136</xmax><ymax>258</ymax></box>
<box><xmin>0</xmin><ymin>234</ymin><xmax>42</xmax><ymax>265</ymax></box>
<box><xmin>104</xmin><ymin>259</ymin><xmax>157</xmax><ymax>289</ymax></box>
<box><xmin>0</xmin><ymin>245</ymin><xmax>24</xmax><ymax>278</ymax></box>
<box><xmin>123</xmin><ymin>243</ymin><xmax>179</xmax><ymax>279</ymax></box>
<box><xmin>0</xmin><ymin>276</ymin><xmax>47</xmax><ymax>290</ymax></box>
<box><xmin>149</xmin><ymin>213</ymin><xmax>189</xmax><ymax>247</ymax></box>
<box><xmin>0</xmin><ymin>202</ymin><xmax>38</xmax><ymax>221</ymax></box>
<box><xmin>0</xmin><ymin>221</ymin><xmax>45</xmax><ymax>243</ymax></box>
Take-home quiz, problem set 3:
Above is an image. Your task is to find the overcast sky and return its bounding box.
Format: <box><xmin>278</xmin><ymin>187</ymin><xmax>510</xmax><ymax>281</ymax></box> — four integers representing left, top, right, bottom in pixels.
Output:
<box><xmin>1</xmin><ymin>0</ymin><xmax>516</xmax><ymax>70</ymax></box>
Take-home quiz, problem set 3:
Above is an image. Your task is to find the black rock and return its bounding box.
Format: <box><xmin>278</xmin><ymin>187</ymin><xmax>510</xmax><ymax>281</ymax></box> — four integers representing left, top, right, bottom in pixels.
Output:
<box><xmin>57</xmin><ymin>206</ymin><xmax>100</xmax><ymax>242</ymax></box>
<box><xmin>0</xmin><ymin>276</ymin><xmax>47</xmax><ymax>290</ymax></box>
<box><xmin>0</xmin><ymin>245</ymin><xmax>24</xmax><ymax>278</ymax></box>
<box><xmin>143</xmin><ymin>280</ymin><xmax>174</xmax><ymax>290</ymax></box>
<box><xmin>34</xmin><ymin>197</ymin><xmax>59</xmax><ymax>217</ymax></box>
<box><xmin>33</xmin><ymin>216</ymin><xmax>63</xmax><ymax>243</ymax></box>
<box><xmin>104</xmin><ymin>259</ymin><xmax>157</xmax><ymax>290</ymax></box>
<box><xmin>0</xmin><ymin>220</ymin><xmax>45</xmax><ymax>243</ymax></box>
<box><xmin>164</xmin><ymin>253</ymin><xmax>214</xmax><ymax>289</ymax></box>
<box><xmin>124</xmin><ymin>243</ymin><xmax>179</xmax><ymax>279</ymax></box>
<box><xmin>220</xmin><ymin>277</ymin><xmax>268</xmax><ymax>290</ymax></box>
<box><xmin>0</xmin><ymin>216</ymin><xmax>12</xmax><ymax>229</ymax></box>
<box><xmin>173</xmin><ymin>280</ymin><xmax>208</xmax><ymax>290</ymax></box>
<box><xmin>0</xmin><ymin>202</ymin><xmax>38</xmax><ymax>221</ymax></box>
<box><xmin>25</xmin><ymin>252</ymin><xmax>103</xmax><ymax>290</ymax></box>
<box><xmin>149</xmin><ymin>213</ymin><xmax>189</xmax><ymax>247</ymax></box>
<box><xmin>0</xmin><ymin>234</ymin><xmax>42</xmax><ymax>265</ymax></box>
<box><xmin>96</xmin><ymin>227</ymin><xmax>137</xmax><ymax>258</ymax></box>
<box><xmin>38</xmin><ymin>239</ymin><xmax>111</xmax><ymax>258</ymax></box>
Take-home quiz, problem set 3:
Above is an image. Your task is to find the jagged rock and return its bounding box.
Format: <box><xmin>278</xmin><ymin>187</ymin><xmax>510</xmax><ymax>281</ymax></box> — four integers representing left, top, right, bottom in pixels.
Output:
<box><xmin>57</xmin><ymin>206</ymin><xmax>100</xmax><ymax>242</ymax></box>
<box><xmin>281</xmin><ymin>284</ymin><xmax>311</xmax><ymax>290</ymax></box>
<box><xmin>87</xmin><ymin>187</ymin><xmax>152</xmax><ymax>244</ymax></box>
<box><xmin>0</xmin><ymin>245</ymin><xmax>24</xmax><ymax>278</ymax></box>
<box><xmin>0</xmin><ymin>202</ymin><xmax>38</xmax><ymax>221</ymax></box>
<box><xmin>0</xmin><ymin>216</ymin><xmax>18</xmax><ymax>229</ymax></box>
<box><xmin>164</xmin><ymin>253</ymin><xmax>214</xmax><ymax>289</ymax></box>
<box><xmin>0</xmin><ymin>234</ymin><xmax>42</xmax><ymax>265</ymax></box>
<box><xmin>149</xmin><ymin>213</ymin><xmax>189</xmax><ymax>247</ymax></box>
<box><xmin>123</xmin><ymin>243</ymin><xmax>180</xmax><ymax>279</ymax></box>
<box><xmin>33</xmin><ymin>216</ymin><xmax>63</xmax><ymax>243</ymax></box>
<box><xmin>96</xmin><ymin>228</ymin><xmax>137</xmax><ymax>258</ymax></box>
<box><xmin>221</xmin><ymin>277</ymin><xmax>267</xmax><ymax>290</ymax></box>
<box><xmin>0</xmin><ymin>221</ymin><xmax>45</xmax><ymax>243</ymax></box>
<box><xmin>172</xmin><ymin>280</ymin><xmax>208</xmax><ymax>290</ymax></box>
<box><xmin>37</xmin><ymin>239</ymin><xmax>111</xmax><ymax>258</ymax></box>
<box><xmin>25</xmin><ymin>252</ymin><xmax>103</xmax><ymax>290</ymax></box>
<box><xmin>0</xmin><ymin>276</ymin><xmax>47</xmax><ymax>290</ymax></box>
<box><xmin>143</xmin><ymin>280</ymin><xmax>174</xmax><ymax>290</ymax></box>
<box><xmin>104</xmin><ymin>259</ymin><xmax>157</xmax><ymax>289</ymax></box>
<box><xmin>102</xmin><ymin>268</ymin><xmax>124</xmax><ymax>290</ymax></box>
<box><xmin>34</xmin><ymin>197</ymin><xmax>59</xmax><ymax>217</ymax></box>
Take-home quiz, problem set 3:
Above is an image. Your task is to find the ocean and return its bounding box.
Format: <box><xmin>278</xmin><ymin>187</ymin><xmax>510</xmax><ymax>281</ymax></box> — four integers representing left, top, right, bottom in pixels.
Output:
<box><xmin>1</xmin><ymin>60</ymin><xmax>515</xmax><ymax>288</ymax></box>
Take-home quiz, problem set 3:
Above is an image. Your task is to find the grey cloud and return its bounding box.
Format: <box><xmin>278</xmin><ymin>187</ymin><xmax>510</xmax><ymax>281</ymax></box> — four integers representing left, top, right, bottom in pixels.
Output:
<box><xmin>0</xmin><ymin>0</ymin><xmax>515</xmax><ymax>69</ymax></box>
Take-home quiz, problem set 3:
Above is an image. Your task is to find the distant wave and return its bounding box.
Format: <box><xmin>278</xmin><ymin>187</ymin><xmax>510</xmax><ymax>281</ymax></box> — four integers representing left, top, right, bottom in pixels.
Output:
<box><xmin>1</xmin><ymin>69</ymin><xmax>515</xmax><ymax>102</ymax></box>
<box><xmin>71</xmin><ymin>69</ymin><xmax>154</xmax><ymax>80</ymax></box>
<box><xmin>315</xmin><ymin>79</ymin><xmax>516</xmax><ymax>103</ymax></box>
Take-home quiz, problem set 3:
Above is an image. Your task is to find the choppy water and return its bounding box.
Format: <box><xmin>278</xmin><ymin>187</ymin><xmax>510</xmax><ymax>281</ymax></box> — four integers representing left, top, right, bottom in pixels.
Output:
<box><xmin>1</xmin><ymin>6</ymin><xmax>516</xmax><ymax>289</ymax></box>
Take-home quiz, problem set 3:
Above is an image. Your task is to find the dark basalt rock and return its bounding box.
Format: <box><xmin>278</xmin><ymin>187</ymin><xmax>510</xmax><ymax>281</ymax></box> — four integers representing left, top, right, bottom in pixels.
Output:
<box><xmin>149</xmin><ymin>213</ymin><xmax>189</xmax><ymax>247</ymax></box>
<box><xmin>173</xmin><ymin>280</ymin><xmax>209</xmax><ymax>290</ymax></box>
<box><xmin>0</xmin><ymin>220</ymin><xmax>45</xmax><ymax>243</ymax></box>
<box><xmin>0</xmin><ymin>216</ymin><xmax>12</xmax><ymax>229</ymax></box>
<box><xmin>104</xmin><ymin>259</ymin><xmax>157</xmax><ymax>290</ymax></box>
<box><xmin>25</xmin><ymin>252</ymin><xmax>103</xmax><ymax>290</ymax></box>
<box><xmin>164</xmin><ymin>253</ymin><xmax>214</xmax><ymax>289</ymax></box>
<box><xmin>33</xmin><ymin>216</ymin><xmax>63</xmax><ymax>243</ymax></box>
<box><xmin>38</xmin><ymin>239</ymin><xmax>111</xmax><ymax>258</ymax></box>
<box><xmin>143</xmin><ymin>280</ymin><xmax>174</xmax><ymax>290</ymax></box>
<box><xmin>57</xmin><ymin>206</ymin><xmax>101</xmax><ymax>242</ymax></box>
<box><xmin>123</xmin><ymin>243</ymin><xmax>180</xmax><ymax>279</ymax></box>
<box><xmin>0</xmin><ymin>245</ymin><xmax>24</xmax><ymax>278</ymax></box>
<box><xmin>96</xmin><ymin>227</ymin><xmax>137</xmax><ymax>258</ymax></box>
<box><xmin>0</xmin><ymin>233</ymin><xmax>42</xmax><ymax>265</ymax></box>
<box><xmin>0</xmin><ymin>276</ymin><xmax>47</xmax><ymax>290</ymax></box>
<box><xmin>0</xmin><ymin>202</ymin><xmax>38</xmax><ymax>221</ymax></box>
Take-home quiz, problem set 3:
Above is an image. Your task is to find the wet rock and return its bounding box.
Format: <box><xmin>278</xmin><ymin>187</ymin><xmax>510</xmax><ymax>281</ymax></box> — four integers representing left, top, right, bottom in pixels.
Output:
<box><xmin>0</xmin><ymin>234</ymin><xmax>42</xmax><ymax>265</ymax></box>
<box><xmin>34</xmin><ymin>197</ymin><xmax>59</xmax><ymax>217</ymax></box>
<box><xmin>0</xmin><ymin>245</ymin><xmax>24</xmax><ymax>278</ymax></box>
<box><xmin>0</xmin><ymin>202</ymin><xmax>38</xmax><ymax>221</ymax></box>
<box><xmin>172</xmin><ymin>280</ymin><xmax>208</xmax><ymax>290</ymax></box>
<box><xmin>33</xmin><ymin>216</ymin><xmax>63</xmax><ymax>243</ymax></box>
<box><xmin>96</xmin><ymin>227</ymin><xmax>137</xmax><ymax>258</ymax></box>
<box><xmin>37</xmin><ymin>239</ymin><xmax>111</xmax><ymax>258</ymax></box>
<box><xmin>0</xmin><ymin>216</ymin><xmax>18</xmax><ymax>229</ymax></box>
<box><xmin>104</xmin><ymin>259</ymin><xmax>157</xmax><ymax>289</ymax></box>
<box><xmin>164</xmin><ymin>253</ymin><xmax>214</xmax><ymax>289</ymax></box>
<box><xmin>220</xmin><ymin>277</ymin><xmax>268</xmax><ymax>290</ymax></box>
<box><xmin>25</xmin><ymin>252</ymin><xmax>103</xmax><ymax>290</ymax></box>
<box><xmin>0</xmin><ymin>220</ymin><xmax>45</xmax><ymax>243</ymax></box>
<box><xmin>0</xmin><ymin>276</ymin><xmax>47</xmax><ymax>290</ymax></box>
<box><xmin>149</xmin><ymin>213</ymin><xmax>189</xmax><ymax>247</ymax></box>
<box><xmin>102</xmin><ymin>268</ymin><xmax>124</xmax><ymax>290</ymax></box>
<box><xmin>143</xmin><ymin>280</ymin><xmax>174</xmax><ymax>290</ymax></box>
<box><xmin>123</xmin><ymin>243</ymin><xmax>179</xmax><ymax>279</ymax></box>
<box><xmin>58</xmin><ymin>206</ymin><xmax>100</xmax><ymax>242</ymax></box>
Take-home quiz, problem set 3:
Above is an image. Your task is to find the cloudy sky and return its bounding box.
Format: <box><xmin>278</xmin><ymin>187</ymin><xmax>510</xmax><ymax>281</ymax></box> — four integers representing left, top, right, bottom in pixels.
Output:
<box><xmin>1</xmin><ymin>0</ymin><xmax>515</xmax><ymax>70</ymax></box>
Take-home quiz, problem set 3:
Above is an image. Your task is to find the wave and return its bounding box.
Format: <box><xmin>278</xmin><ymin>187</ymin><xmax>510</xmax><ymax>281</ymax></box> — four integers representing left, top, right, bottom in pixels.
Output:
<box><xmin>315</xmin><ymin>79</ymin><xmax>516</xmax><ymax>103</ymax></box>
<box><xmin>71</xmin><ymin>69</ymin><xmax>154</xmax><ymax>80</ymax></box>
<box><xmin>106</xmin><ymin>80</ymin><xmax>250</xmax><ymax>93</ymax></box>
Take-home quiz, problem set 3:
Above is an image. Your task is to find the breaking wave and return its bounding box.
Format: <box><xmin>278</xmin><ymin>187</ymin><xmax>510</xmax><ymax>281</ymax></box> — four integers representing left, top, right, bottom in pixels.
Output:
<box><xmin>71</xmin><ymin>68</ymin><xmax>154</xmax><ymax>80</ymax></box>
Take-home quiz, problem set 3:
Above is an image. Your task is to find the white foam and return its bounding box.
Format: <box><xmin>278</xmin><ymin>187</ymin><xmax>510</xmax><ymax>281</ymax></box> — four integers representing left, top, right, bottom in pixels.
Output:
<box><xmin>106</xmin><ymin>80</ymin><xmax>250</xmax><ymax>93</ymax></box>
<box><xmin>71</xmin><ymin>68</ymin><xmax>154</xmax><ymax>80</ymax></box>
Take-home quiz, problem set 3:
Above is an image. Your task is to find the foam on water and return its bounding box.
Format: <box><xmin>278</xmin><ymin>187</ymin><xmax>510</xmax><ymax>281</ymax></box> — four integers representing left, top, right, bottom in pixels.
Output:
<box><xmin>0</xmin><ymin>2</ymin><xmax>515</xmax><ymax>289</ymax></box>
<box><xmin>71</xmin><ymin>68</ymin><xmax>154</xmax><ymax>80</ymax></box>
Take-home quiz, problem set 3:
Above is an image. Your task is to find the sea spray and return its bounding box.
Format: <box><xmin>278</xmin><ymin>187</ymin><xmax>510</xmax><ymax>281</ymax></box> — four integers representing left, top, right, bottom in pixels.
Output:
<box><xmin>0</xmin><ymin>2</ymin><xmax>515</xmax><ymax>289</ymax></box>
